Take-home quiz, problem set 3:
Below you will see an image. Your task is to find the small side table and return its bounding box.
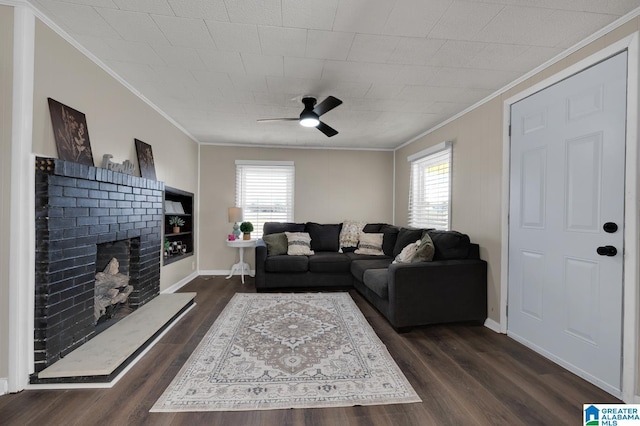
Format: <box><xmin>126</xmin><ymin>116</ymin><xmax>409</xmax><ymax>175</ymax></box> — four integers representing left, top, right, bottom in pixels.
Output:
<box><xmin>225</xmin><ymin>239</ymin><xmax>256</xmax><ymax>284</ymax></box>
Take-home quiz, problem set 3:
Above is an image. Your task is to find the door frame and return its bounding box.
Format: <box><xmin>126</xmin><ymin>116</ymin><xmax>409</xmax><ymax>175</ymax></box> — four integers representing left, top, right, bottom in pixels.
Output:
<box><xmin>500</xmin><ymin>33</ymin><xmax>639</xmax><ymax>402</ymax></box>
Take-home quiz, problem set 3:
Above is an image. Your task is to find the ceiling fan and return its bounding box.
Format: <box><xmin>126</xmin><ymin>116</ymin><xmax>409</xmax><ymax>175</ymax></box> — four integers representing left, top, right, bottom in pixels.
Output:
<box><xmin>257</xmin><ymin>96</ymin><xmax>343</xmax><ymax>137</ymax></box>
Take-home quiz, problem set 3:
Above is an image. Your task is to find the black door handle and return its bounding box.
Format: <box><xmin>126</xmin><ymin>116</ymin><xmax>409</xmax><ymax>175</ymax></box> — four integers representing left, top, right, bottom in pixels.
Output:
<box><xmin>597</xmin><ymin>245</ymin><xmax>617</xmax><ymax>256</ymax></box>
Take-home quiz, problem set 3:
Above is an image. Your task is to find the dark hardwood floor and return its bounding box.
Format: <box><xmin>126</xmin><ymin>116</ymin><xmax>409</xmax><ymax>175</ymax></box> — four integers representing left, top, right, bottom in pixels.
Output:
<box><xmin>0</xmin><ymin>275</ymin><xmax>620</xmax><ymax>425</ymax></box>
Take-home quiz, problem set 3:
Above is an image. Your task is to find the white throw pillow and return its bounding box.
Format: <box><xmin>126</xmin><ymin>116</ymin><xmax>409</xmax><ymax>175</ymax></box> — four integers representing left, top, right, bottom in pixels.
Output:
<box><xmin>285</xmin><ymin>232</ymin><xmax>315</xmax><ymax>255</ymax></box>
<box><xmin>339</xmin><ymin>220</ymin><xmax>366</xmax><ymax>249</ymax></box>
<box><xmin>393</xmin><ymin>240</ymin><xmax>421</xmax><ymax>263</ymax></box>
<box><xmin>355</xmin><ymin>233</ymin><xmax>384</xmax><ymax>256</ymax></box>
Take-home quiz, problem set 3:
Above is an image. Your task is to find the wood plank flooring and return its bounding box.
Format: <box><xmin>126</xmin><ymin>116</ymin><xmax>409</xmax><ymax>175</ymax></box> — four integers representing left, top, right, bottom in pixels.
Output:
<box><xmin>0</xmin><ymin>275</ymin><xmax>620</xmax><ymax>425</ymax></box>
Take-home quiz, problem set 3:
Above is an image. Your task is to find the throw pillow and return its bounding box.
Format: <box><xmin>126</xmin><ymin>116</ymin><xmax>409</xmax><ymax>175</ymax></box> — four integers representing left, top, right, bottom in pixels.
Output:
<box><xmin>411</xmin><ymin>232</ymin><xmax>435</xmax><ymax>262</ymax></box>
<box><xmin>285</xmin><ymin>232</ymin><xmax>315</xmax><ymax>256</ymax></box>
<box><xmin>306</xmin><ymin>222</ymin><xmax>342</xmax><ymax>252</ymax></box>
<box><xmin>339</xmin><ymin>220</ymin><xmax>366</xmax><ymax>249</ymax></box>
<box><xmin>355</xmin><ymin>232</ymin><xmax>384</xmax><ymax>256</ymax></box>
<box><xmin>393</xmin><ymin>240</ymin><xmax>421</xmax><ymax>263</ymax></box>
<box><xmin>262</xmin><ymin>232</ymin><xmax>288</xmax><ymax>256</ymax></box>
<box><xmin>393</xmin><ymin>227</ymin><xmax>424</xmax><ymax>257</ymax></box>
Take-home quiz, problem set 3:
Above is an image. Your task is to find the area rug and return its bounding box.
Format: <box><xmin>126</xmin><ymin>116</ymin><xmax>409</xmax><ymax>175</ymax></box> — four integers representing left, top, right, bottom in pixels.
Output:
<box><xmin>151</xmin><ymin>292</ymin><xmax>421</xmax><ymax>412</ymax></box>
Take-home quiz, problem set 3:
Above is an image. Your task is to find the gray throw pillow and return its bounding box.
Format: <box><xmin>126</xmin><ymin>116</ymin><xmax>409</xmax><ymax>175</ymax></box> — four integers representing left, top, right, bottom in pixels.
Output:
<box><xmin>411</xmin><ymin>232</ymin><xmax>435</xmax><ymax>262</ymax></box>
<box><xmin>263</xmin><ymin>232</ymin><xmax>288</xmax><ymax>256</ymax></box>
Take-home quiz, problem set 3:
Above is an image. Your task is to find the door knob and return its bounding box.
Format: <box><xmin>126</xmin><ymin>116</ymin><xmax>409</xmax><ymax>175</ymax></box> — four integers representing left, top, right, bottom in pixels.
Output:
<box><xmin>603</xmin><ymin>222</ymin><xmax>618</xmax><ymax>233</ymax></box>
<box><xmin>597</xmin><ymin>245</ymin><xmax>617</xmax><ymax>256</ymax></box>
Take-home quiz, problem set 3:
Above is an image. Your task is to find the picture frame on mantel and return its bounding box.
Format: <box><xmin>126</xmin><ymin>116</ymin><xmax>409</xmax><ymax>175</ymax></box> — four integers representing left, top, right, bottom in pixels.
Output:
<box><xmin>47</xmin><ymin>97</ymin><xmax>94</xmax><ymax>167</ymax></box>
<box><xmin>135</xmin><ymin>138</ymin><xmax>157</xmax><ymax>180</ymax></box>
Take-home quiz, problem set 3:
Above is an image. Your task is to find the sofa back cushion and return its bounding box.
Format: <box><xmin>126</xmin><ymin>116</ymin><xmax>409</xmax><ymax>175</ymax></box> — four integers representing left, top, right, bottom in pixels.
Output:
<box><xmin>263</xmin><ymin>222</ymin><xmax>305</xmax><ymax>235</ymax></box>
<box><xmin>380</xmin><ymin>225</ymin><xmax>399</xmax><ymax>257</ymax></box>
<box><xmin>393</xmin><ymin>227</ymin><xmax>424</xmax><ymax>257</ymax></box>
<box><xmin>428</xmin><ymin>230</ymin><xmax>471</xmax><ymax>260</ymax></box>
<box><xmin>306</xmin><ymin>222</ymin><xmax>342</xmax><ymax>252</ymax></box>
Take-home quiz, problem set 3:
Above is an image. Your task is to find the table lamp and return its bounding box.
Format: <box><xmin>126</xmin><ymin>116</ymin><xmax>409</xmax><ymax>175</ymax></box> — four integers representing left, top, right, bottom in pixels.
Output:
<box><xmin>228</xmin><ymin>207</ymin><xmax>243</xmax><ymax>239</ymax></box>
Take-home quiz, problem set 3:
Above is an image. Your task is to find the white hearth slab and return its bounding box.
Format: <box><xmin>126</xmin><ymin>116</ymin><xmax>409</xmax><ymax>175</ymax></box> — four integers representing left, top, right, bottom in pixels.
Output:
<box><xmin>38</xmin><ymin>293</ymin><xmax>196</xmax><ymax>379</ymax></box>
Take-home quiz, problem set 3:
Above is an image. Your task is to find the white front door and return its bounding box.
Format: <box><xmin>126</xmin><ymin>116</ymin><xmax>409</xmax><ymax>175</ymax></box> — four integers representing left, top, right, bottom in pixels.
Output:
<box><xmin>508</xmin><ymin>51</ymin><xmax>627</xmax><ymax>394</ymax></box>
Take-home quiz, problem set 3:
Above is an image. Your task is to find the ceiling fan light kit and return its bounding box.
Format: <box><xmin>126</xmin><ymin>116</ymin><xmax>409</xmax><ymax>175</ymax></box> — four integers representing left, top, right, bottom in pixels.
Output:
<box><xmin>258</xmin><ymin>96</ymin><xmax>343</xmax><ymax>137</ymax></box>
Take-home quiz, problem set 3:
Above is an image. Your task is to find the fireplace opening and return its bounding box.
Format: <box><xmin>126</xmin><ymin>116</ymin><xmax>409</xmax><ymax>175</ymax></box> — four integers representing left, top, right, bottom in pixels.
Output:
<box><xmin>94</xmin><ymin>238</ymin><xmax>139</xmax><ymax>334</ymax></box>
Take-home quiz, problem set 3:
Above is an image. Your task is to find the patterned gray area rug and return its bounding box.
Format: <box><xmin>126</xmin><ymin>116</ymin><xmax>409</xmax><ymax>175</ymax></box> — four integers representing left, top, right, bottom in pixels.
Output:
<box><xmin>151</xmin><ymin>292</ymin><xmax>421</xmax><ymax>412</ymax></box>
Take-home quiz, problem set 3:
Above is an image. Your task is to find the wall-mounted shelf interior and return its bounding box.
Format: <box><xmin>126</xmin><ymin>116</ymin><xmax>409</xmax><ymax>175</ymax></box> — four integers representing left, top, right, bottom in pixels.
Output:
<box><xmin>163</xmin><ymin>186</ymin><xmax>194</xmax><ymax>266</ymax></box>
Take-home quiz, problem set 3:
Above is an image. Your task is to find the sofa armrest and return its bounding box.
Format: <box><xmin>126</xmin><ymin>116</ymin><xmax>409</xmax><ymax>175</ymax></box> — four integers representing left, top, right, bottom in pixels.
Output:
<box><xmin>386</xmin><ymin>260</ymin><xmax>487</xmax><ymax>328</ymax></box>
<box><xmin>255</xmin><ymin>239</ymin><xmax>267</xmax><ymax>288</ymax></box>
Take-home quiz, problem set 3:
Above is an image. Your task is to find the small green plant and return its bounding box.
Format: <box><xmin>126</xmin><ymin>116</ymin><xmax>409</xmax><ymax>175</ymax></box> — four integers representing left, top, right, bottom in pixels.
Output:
<box><xmin>164</xmin><ymin>237</ymin><xmax>171</xmax><ymax>250</ymax></box>
<box><xmin>240</xmin><ymin>221</ymin><xmax>254</xmax><ymax>233</ymax></box>
<box><xmin>169</xmin><ymin>216</ymin><xmax>185</xmax><ymax>227</ymax></box>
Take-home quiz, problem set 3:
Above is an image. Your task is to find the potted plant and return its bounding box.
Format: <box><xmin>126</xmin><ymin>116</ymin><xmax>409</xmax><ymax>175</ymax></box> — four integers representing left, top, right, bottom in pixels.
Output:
<box><xmin>240</xmin><ymin>221</ymin><xmax>254</xmax><ymax>240</ymax></box>
<box><xmin>164</xmin><ymin>237</ymin><xmax>171</xmax><ymax>257</ymax></box>
<box><xmin>169</xmin><ymin>216</ymin><xmax>185</xmax><ymax>234</ymax></box>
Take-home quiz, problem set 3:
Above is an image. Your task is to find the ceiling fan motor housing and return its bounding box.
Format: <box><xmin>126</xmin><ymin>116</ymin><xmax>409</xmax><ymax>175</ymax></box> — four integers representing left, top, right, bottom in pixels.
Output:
<box><xmin>300</xmin><ymin>97</ymin><xmax>320</xmax><ymax>127</ymax></box>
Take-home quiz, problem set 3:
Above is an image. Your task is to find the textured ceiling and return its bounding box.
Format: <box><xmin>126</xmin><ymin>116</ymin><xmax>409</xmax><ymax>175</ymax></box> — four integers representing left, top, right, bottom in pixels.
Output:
<box><xmin>27</xmin><ymin>0</ymin><xmax>640</xmax><ymax>149</ymax></box>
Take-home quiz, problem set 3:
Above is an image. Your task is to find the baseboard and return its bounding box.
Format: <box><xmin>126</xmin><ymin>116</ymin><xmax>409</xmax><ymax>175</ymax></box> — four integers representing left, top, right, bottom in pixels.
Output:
<box><xmin>0</xmin><ymin>377</ymin><xmax>7</xmax><ymax>395</ymax></box>
<box><xmin>198</xmin><ymin>269</ymin><xmax>256</xmax><ymax>277</ymax></box>
<box><xmin>484</xmin><ymin>318</ymin><xmax>502</xmax><ymax>333</ymax></box>
<box><xmin>161</xmin><ymin>271</ymin><xmax>199</xmax><ymax>294</ymax></box>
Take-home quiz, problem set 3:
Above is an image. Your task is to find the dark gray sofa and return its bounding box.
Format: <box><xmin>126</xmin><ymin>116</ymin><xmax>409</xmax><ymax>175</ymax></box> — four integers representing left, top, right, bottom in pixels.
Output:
<box><xmin>254</xmin><ymin>222</ymin><xmax>487</xmax><ymax>330</ymax></box>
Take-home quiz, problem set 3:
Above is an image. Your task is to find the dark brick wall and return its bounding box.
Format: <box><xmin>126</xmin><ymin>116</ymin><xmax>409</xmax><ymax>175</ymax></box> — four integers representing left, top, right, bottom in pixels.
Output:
<box><xmin>34</xmin><ymin>157</ymin><xmax>164</xmax><ymax>374</ymax></box>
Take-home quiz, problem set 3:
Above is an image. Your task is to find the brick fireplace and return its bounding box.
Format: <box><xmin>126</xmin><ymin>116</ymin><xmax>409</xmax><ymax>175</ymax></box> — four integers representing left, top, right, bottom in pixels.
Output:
<box><xmin>34</xmin><ymin>157</ymin><xmax>163</xmax><ymax>376</ymax></box>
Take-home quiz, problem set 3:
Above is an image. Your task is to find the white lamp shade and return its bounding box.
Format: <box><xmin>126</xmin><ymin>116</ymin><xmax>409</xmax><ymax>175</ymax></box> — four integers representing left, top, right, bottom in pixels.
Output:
<box><xmin>228</xmin><ymin>207</ymin><xmax>243</xmax><ymax>223</ymax></box>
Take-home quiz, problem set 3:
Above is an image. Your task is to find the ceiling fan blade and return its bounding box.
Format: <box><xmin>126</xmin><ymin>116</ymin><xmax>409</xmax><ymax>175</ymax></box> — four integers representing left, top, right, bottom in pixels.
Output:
<box><xmin>316</xmin><ymin>121</ymin><xmax>338</xmax><ymax>137</ymax></box>
<box><xmin>313</xmin><ymin>96</ymin><xmax>342</xmax><ymax>117</ymax></box>
<box><xmin>256</xmin><ymin>118</ymin><xmax>299</xmax><ymax>123</ymax></box>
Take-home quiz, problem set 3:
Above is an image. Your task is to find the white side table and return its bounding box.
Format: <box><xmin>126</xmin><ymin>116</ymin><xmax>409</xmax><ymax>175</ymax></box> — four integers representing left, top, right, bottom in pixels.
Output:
<box><xmin>225</xmin><ymin>239</ymin><xmax>256</xmax><ymax>284</ymax></box>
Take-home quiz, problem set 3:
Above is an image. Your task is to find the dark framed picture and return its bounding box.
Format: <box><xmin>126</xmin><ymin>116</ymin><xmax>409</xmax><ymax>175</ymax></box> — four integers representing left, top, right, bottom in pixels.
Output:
<box><xmin>47</xmin><ymin>98</ymin><xmax>94</xmax><ymax>166</ymax></box>
<box><xmin>135</xmin><ymin>138</ymin><xmax>157</xmax><ymax>180</ymax></box>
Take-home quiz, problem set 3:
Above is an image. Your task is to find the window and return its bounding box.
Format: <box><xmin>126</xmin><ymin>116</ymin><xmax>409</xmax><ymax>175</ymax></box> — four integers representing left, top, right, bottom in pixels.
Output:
<box><xmin>408</xmin><ymin>141</ymin><xmax>452</xmax><ymax>230</ymax></box>
<box><xmin>236</xmin><ymin>160</ymin><xmax>295</xmax><ymax>238</ymax></box>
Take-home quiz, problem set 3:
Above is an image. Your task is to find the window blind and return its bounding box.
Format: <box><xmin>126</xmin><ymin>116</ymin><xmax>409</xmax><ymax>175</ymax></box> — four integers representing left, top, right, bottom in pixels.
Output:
<box><xmin>408</xmin><ymin>142</ymin><xmax>452</xmax><ymax>230</ymax></box>
<box><xmin>235</xmin><ymin>161</ymin><xmax>295</xmax><ymax>238</ymax></box>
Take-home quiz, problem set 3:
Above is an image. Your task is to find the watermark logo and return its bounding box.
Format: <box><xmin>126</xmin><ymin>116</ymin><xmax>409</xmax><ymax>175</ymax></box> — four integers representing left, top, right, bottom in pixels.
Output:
<box><xmin>584</xmin><ymin>404</ymin><xmax>640</xmax><ymax>426</ymax></box>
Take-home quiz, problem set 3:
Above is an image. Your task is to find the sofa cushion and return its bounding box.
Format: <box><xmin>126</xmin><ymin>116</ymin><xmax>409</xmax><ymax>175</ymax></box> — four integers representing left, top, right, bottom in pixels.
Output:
<box><xmin>265</xmin><ymin>254</ymin><xmax>309</xmax><ymax>272</ymax></box>
<box><xmin>263</xmin><ymin>222</ymin><xmax>305</xmax><ymax>235</ymax></box>
<box><xmin>393</xmin><ymin>227</ymin><xmax>424</xmax><ymax>257</ymax></box>
<box><xmin>306</xmin><ymin>222</ymin><xmax>341</xmax><ymax>252</ymax></box>
<box><xmin>351</xmin><ymin>258</ymin><xmax>393</xmax><ymax>282</ymax></box>
<box><xmin>412</xmin><ymin>232</ymin><xmax>435</xmax><ymax>262</ymax></box>
<box><xmin>380</xmin><ymin>224</ymin><xmax>400</xmax><ymax>257</ymax></box>
<box><xmin>339</xmin><ymin>220</ymin><xmax>366</xmax><ymax>249</ymax></box>
<box><xmin>308</xmin><ymin>252</ymin><xmax>351</xmax><ymax>273</ymax></box>
<box><xmin>355</xmin><ymin>232</ymin><xmax>384</xmax><ymax>255</ymax></box>
<box><xmin>363</xmin><ymin>269</ymin><xmax>389</xmax><ymax>300</ymax></box>
<box><xmin>428</xmin><ymin>230</ymin><xmax>471</xmax><ymax>260</ymax></box>
<box><xmin>262</xmin><ymin>232</ymin><xmax>288</xmax><ymax>256</ymax></box>
<box><xmin>362</xmin><ymin>223</ymin><xmax>385</xmax><ymax>233</ymax></box>
<box><xmin>285</xmin><ymin>232</ymin><xmax>315</xmax><ymax>255</ymax></box>
<box><xmin>345</xmin><ymin>252</ymin><xmax>392</xmax><ymax>261</ymax></box>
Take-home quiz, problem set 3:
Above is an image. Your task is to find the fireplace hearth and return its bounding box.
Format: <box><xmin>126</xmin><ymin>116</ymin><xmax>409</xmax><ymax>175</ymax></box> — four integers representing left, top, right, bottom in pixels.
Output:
<box><xmin>34</xmin><ymin>157</ymin><xmax>163</xmax><ymax>378</ymax></box>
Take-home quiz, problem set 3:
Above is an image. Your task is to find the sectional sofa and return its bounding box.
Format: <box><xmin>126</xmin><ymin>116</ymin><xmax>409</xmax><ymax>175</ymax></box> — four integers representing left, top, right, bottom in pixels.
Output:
<box><xmin>254</xmin><ymin>222</ymin><xmax>487</xmax><ymax>331</ymax></box>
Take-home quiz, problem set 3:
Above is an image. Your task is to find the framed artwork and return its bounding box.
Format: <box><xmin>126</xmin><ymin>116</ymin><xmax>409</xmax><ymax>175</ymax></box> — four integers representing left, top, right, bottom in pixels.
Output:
<box><xmin>47</xmin><ymin>98</ymin><xmax>94</xmax><ymax>166</ymax></box>
<box><xmin>135</xmin><ymin>138</ymin><xmax>157</xmax><ymax>180</ymax></box>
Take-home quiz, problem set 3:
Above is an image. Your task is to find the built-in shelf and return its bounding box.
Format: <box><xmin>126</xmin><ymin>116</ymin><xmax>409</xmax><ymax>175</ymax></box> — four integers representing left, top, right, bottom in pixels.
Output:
<box><xmin>163</xmin><ymin>186</ymin><xmax>194</xmax><ymax>266</ymax></box>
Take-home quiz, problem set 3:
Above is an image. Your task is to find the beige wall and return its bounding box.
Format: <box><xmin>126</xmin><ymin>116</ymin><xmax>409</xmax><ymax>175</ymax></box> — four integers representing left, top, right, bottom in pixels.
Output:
<box><xmin>0</xmin><ymin>4</ymin><xmax>13</xmax><ymax>381</ymax></box>
<box><xmin>32</xmin><ymin>20</ymin><xmax>199</xmax><ymax>290</ymax></box>
<box><xmin>199</xmin><ymin>145</ymin><xmax>393</xmax><ymax>271</ymax></box>
<box><xmin>395</xmin><ymin>18</ymin><xmax>640</xmax><ymax>325</ymax></box>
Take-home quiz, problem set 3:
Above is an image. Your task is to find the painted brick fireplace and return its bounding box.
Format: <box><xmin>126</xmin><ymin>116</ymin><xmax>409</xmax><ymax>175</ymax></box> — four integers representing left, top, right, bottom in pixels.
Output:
<box><xmin>34</xmin><ymin>157</ymin><xmax>163</xmax><ymax>376</ymax></box>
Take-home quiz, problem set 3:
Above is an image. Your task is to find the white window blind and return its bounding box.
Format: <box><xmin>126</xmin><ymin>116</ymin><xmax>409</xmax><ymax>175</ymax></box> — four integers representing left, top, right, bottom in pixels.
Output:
<box><xmin>235</xmin><ymin>160</ymin><xmax>294</xmax><ymax>238</ymax></box>
<box><xmin>408</xmin><ymin>141</ymin><xmax>452</xmax><ymax>230</ymax></box>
